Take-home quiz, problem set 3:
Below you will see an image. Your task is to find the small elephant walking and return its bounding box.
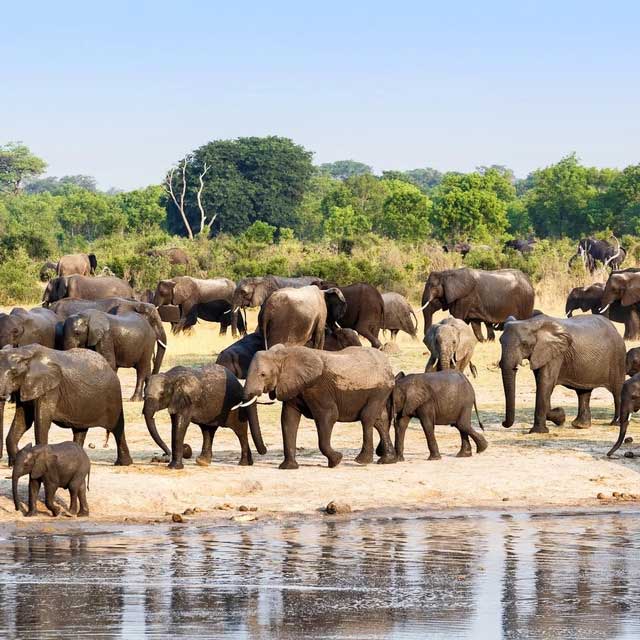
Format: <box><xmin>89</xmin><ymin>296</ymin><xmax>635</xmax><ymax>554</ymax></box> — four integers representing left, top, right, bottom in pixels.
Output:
<box><xmin>609</xmin><ymin>373</ymin><xmax>640</xmax><ymax>456</ymax></box>
<box><xmin>424</xmin><ymin>317</ymin><xmax>478</xmax><ymax>377</ymax></box>
<box><xmin>12</xmin><ymin>442</ymin><xmax>90</xmax><ymax>517</ymax></box>
<box><xmin>392</xmin><ymin>371</ymin><xmax>487</xmax><ymax>460</ymax></box>
<box><xmin>143</xmin><ymin>365</ymin><xmax>267</xmax><ymax>469</ymax></box>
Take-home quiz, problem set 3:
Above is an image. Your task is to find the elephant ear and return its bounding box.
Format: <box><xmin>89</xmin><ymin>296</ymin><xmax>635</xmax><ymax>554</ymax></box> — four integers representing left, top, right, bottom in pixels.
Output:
<box><xmin>55</xmin><ymin>278</ymin><xmax>68</xmax><ymax>300</ymax></box>
<box><xmin>402</xmin><ymin>381</ymin><xmax>432</xmax><ymax>417</ymax></box>
<box><xmin>621</xmin><ymin>279</ymin><xmax>640</xmax><ymax>306</ymax></box>
<box><xmin>529</xmin><ymin>321</ymin><xmax>573</xmax><ymax>370</ymax></box>
<box><xmin>87</xmin><ymin>312</ymin><xmax>110</xmax><ymax>347</ymax></box>
<box><xmin>275</xmin><ymin>348</ymin><xmax>323</xmax><ymax>401</ymax></box>
<box><xmin>169</xmin><ymin>373</ymin><xmax>202</xmax><ymax>413</ymax></box>
<box><xmin>172</xmin><ymin>278</ymin><xmax>192</xmax><ymax>305</ymax></box>
<box><xmin>443</xmin><ymin>270</ymin><xmax>475</xmax><ymax>305</ymax></box>
<box><xmin>21</xmin><ymin>359</ymin><xmax>61</xmax><ymax>402</ymax></box>
<box><xmin>31</xmin><ymin>450</ymin><xmax>56</xmax><ymax>480</ymax></box>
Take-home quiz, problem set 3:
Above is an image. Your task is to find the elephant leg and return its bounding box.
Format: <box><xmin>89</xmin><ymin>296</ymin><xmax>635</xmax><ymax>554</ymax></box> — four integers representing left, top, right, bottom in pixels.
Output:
<box><xmin>372</xmin><ymin>410</ymin><xmax>395</xmax><ymax>464</ymax></box>
<box><xmin>357</xmin><ymin>324</ymin><xmax>382</xmax><ymax>349</ymax></box>
<box><xmin>457</xmin><ymin>409</ymin><xmax>488</xmax><ymax>453</ymax></box>
<box><xmin>78</xmin><ymin>481</ymin><xmax>89</xmax><ymax>517</ymax></box>
<box><xmin>72</xmin><ymin>429</ymin><xmax>88</xmax><ymax>448</ymax></box>
<box><xmin>485</xmin><ymin>323</ymin><xmax>496</xmax><ymax>342</ymax></box>
<box><xmin>471</xmin><ymin>321</ymin><xmax>485</xmax><ymax>342</ymax></box>
<box><xmin>572</xmin><ymin>389</ymin><xmax>592</xmax><ymax>429</ymax></box>
<box><xmin>112</xmin><ymin>411</ymin><xmax>132</xmax><ymax>466</ymax></box>
<box><xmin>7</xmin><ymin>403</ymin><xmax>34</xmax><ymax>466</ymax></box>
<box><xmin>68</xmin><ymin>485</ymin><xmax>79</xmax><ymax>515</ymax></box>
<box><xmin>130</xmin><ymin>364</ymin><xmax>147</xmax><ymax>402</ymax></box>
<box><xmin>26</xmin><ymin>478</ymin><xmax>41</xmax><ymax>516</ymax></box>
<box><xmin>315</xmin><ymin>411</ymin><xmax>342</xmax><ymax>468</ymax></box>
<box><xmin>530</xmin><ymin>367</ymin><xmax>562</xmax><ymax>433</ymax></box>
<box><xmin>354</xmin><ymin>416</ymin><xmax>375</xmax><ymax>465</ymax></box>
<box><xmin>44</xmin><ymin>480</ymin><xmax>60</xmax><ymax>517</ymax></box>
<box><xmin>391</xmin><ymin>330</ymin><xmax>398</xmax><ymax>342</ymax></box>
<box><xmin>33</xmin><ymin>402</ymin><xmax>52</xmax><ymax>447</ymax></box>
<box><xmin>233</xmin><ymin>424</ymin><xmax>253</xmax><ymax>466</ymax></box>
<box><xmin>626</xmin><ymin>309</ymin><xmax>640</xmax><ymax>341</ymax></box>
<box><xmin>196</xmin><ymin>425</ymin><xmax>214</xmax><ymax>467</ymax></box>
<box><xmin>394</xmin><ymin>415</ymin><xmax>411</xmax><ymax>462</ymax></box>
<box><xmin>457</xmin><ymin>432</ymin><xmax>473</xmax><ymax>458</ymax></box>
<box><xmin>312</xmin><ymin>321</ymin><xmax>325</xmax><ymax>350</ymax></box>
<box><xmin>169</xmin><ymin>413</ymin><xmax>189</xmax><ymax>470</ymax></box>
<box><xmin>279</xmin><ymin>403</ymin><xmax>302</xmax><ymax>470</ymax></box>
<box><xmin>416</xmin><ymin>406</ymin><xmax>440</xmax><ymax>460</ymax></box>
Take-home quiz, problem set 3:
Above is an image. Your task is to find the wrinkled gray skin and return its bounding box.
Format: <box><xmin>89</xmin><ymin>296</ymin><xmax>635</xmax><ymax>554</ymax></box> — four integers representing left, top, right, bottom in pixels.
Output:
<box><xmin>609</xmin><ymin>373</ymin><xmax>640</xmax><ymax>456</ymax></box>
<box><xmin>143</xmin><ymin>365</ymin><xmax>266</xmax><ymax>470</ymax></box>
<box><xmin>322</xmin><ymin>328</ymin><xmax>362</xmax><ymax>351</ymax></box>
<box><xmin>63</xmin><ymin>310</ymin><xmax>161</xmax><ymax>401</ymax></box>
<box><xmin>56</xmin><ymin>253</ymin><xmax>97</xmax><ymax>277</ymax></box>
<box><xmin>424</xmin><ymin>317</ymin><xmax>478</xmax><ymax>377</ymax></box>
<box><xmin>0</xmin><ymin>345</ymin><xmax>130</xmax><ymax>466</ymax></box>
<box><xmin>626</xmin><ymin>348</ymin><xmax>640</xmax><ymax>377</ymax></box>
<box><xmin>12</xmin><ymin>442</ymin><xmax>90</xmax><ymax>517</ymax></box>
<box><xmin>382</xmin><ymin>292</ymin><xmax>417</xmax><ymax>340</ymax></box>
<box><xmin>500</xmin><ymin>314</ymin><xmax>625</xmax><ymax>434</ymax></box>
<box><xmin>0</xmin><ymin>308</ymin><xmax>59</xmax><ymax>349</ymax></box>
<box><xmin>392</xmin><ymin>371</ymin><xmax>487</xmax><ymax>460</ymax></box>
<box><xmin>43</xmin><ymin>275</ymin><xmax>133</xmax><ymax>306</ymax></box>
<box><xmin>243</xmin><ymin>345</ymin><xmax>396</xmax><ymax>469</ymax></box>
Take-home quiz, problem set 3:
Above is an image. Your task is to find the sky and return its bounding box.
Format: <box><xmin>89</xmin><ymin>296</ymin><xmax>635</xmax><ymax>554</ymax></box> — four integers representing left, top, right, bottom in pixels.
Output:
<box><xmin>3</xmin><ymin>0</ymin><xmax>640</xmax><ymax>190</ymax></box>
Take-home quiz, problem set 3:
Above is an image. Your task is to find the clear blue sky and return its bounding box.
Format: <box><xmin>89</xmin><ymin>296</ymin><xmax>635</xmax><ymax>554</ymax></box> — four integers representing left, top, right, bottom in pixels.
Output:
<box><xmin>3</xmin><ymin>0</ymin><xmax>639</xmax><ymax>190</ymax></box>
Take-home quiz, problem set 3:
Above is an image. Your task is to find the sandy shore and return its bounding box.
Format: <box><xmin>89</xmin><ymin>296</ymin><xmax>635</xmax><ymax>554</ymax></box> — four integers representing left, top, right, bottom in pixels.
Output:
<box><xmin>1</xmin><ymin>303</ymin><xmax>640</xmax><ymax>525</ymax></box>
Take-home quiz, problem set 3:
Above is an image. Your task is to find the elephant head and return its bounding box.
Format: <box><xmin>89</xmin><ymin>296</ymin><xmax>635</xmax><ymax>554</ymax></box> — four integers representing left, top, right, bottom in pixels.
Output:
<box><xmin>63</xmin><ymin>311</ymin><xmax>116</xmax><ymax>369</ymax></box>
<box><xmin>421</xmin><ymin>269</ymin><xmax>475</xmax><ymax>333</ymax></box>
<box><xmin>232</xmin><ymin>278</ymin><xmax>273</xmax><ymax>311</ymax></box>
<box><xmin>431</xmin><ymin>325</ymin><xmax>460</xmax><ymax>370</ymax></box>
<box><xmin>0</xmin><ymin>312</ymin><xmax>26</xmax><ymax>348</ymax></box>
<box><xmin>244</xmin><ymin>345</ymin><xmax>324</xmax><ymax>402</ymax></box>
<box><xmin>609</xmin><ymin>379</ymin><xmax>640</xmax><ymax>457</ymax></box>
<box><xmin>42</xmin><ymin>277</ymin><xmax>69</xmax><ymax>307</ymax></box>
<box><xmin>88</xmin><ymin>254</ymin><xmax>98</xmax><ymax>274</ymax></box>
<box><xmin>153</xmin><ymin>280</ymin><xmax>177</xmax><ymax>307</ymax></box>
<box><xmin>323</xmin><ymin>287</ymin><xmax>347</xmax><ymax>327</ymax></box>
<box><xmin>12</xmin><ymin>443</ymin><xmax>56</xmax><ymax>512</ymax></box>
<box><xmin>601</xmin><ymin>273</ymin><xmax>640</xmax><ymax>311</ymax></box>
<box><xmin>500</xmin><ymin>317</ymin><xmax>572</xmax><ymax>428</ymax></box>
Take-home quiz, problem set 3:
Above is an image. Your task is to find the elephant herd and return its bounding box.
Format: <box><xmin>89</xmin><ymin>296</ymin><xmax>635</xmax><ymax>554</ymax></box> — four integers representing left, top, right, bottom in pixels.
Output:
<box><xmin>3</xmin><ymin>255</ymin><xmax>640</xmax><ymax>518</ymax></box>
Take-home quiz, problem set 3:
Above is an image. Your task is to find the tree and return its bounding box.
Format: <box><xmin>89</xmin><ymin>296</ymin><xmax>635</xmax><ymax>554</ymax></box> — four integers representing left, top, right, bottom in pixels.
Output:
<box><xmin>324</xmin><ymin>205</ymin><xmax>372</xmax><ymax>243</ymax></box>
<box><xmin>57</xmin><ymin>190</ymin><xmax>125</xmax><ymax>239</ymax></box>
<box><xmin>165</xmin><ymin>137</ymin><xmax>314</xmax><ymax>237</ymax></box>
<box><xmin>375</xmin><ymin>179</ymin><xmax>431</xmax><ymax>240</ymax></box>
<box><xmin>591</xmin><ymin>164</ymin><xmax>640</xmax><ymax>234</ymax></box>
<box><xmin>0</xmin><ymin>143</ymin><xmax>47</xmax><ymax>194</ymax></box>
<box><xmin>295</xmin><ymin>174</ymin><xmax>339</xmax><ymax>241</ymax></box>
<box><xmin>318</xmin><ymin>160</ymin><xmax>372</xmax><ymax>181</ymax></box>
<box><xmin>25</xmin><ymin>175</ymin><xmax>97</xmax><ymax>194</ymax></box>
<box><xmin>382</xmin><ymin>167</ymin><xmax>443</xmax><ymax>192</ymax></box>
<box><xmin>114</xmin><ymin>185</ymin><xmax>166</xmax><ymax>231</ymax></box>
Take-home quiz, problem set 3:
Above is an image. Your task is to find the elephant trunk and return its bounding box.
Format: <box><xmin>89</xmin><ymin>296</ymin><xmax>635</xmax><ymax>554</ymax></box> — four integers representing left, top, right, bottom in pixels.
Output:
<box><xmin>245</xmin><ymin>403</ymin><xmax>267</xmax><ymax>455</ymax></box>
<box><xmin>608</xmin><ymin>395</ymin><xmax>632</xmax><ymax>456</ymax></box>
<box><xmin>502</xmin><ymin>365</ymin><xmax>517</xmax><ymax>428</ymax></box>
<box><xmin>0</xmin><ymin>400</ymin><xmax>4</xmax><ymax>459</ymax></box>
<box><xmin>153</xmin><ymin>342</ymin><xmax>166</xmax><ymax>375</ymax></box>
<box><xmin>143</xmin><ymin>402</ymin><xmax>171</xmax><ymax>456</ymax></box>
<box><xmin>12</xmin><ymin>465</ymin><xmax>23</xmax><ymax>511</ymax></box>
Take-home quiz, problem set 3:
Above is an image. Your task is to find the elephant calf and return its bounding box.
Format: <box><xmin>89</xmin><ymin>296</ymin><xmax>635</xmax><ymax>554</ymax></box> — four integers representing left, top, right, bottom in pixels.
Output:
<box><xmin>392</xmin><ymin>371</ymin><xmax>487</xmax><ymax>460</ymax></box>
<box><xmin>12</xmin><ymin>442</ymin><xmax>90</xmax><ymax>517</ymax></box>
<box><xmin>63</xmin><ymin>310</ymin><xmax>162</xmax><ymax>402</ymax></box>
<box><xmin>382</xmin><ymin>292</ymin><xmax>418</xmax><ymax>340</ymax></box>
<box><xmin>609</xmin><ymin>373</ymin><xmax>640</xmax><ymax>456</ymax></box>
<box><xmin>143</xmin><ymin>365</ymin><xmax>267</xmax><ymax>469</ymax></box>
<box><xmin>626</xmin><ymin>348</ymin><xmax>640</xmax><ymax>377</ymax></box>
<box><xmin>425</xmin><ymin>317</ymin><xmax>478</xmax><ymax>377</ymax></box>
<box><xmin>216</xmin><ymin>332</ymin><xmax>265</xmax><ymax>379</ymax></box>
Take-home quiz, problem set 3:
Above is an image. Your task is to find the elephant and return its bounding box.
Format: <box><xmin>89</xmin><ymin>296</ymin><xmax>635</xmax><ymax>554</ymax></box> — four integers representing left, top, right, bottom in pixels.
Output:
<box><xmin>504</xmin><ymin>237</ymin><xmax>536</xmax><ymax>254</ymax></box>
<box><xmin>242</xmin><ymin>344</ymin><xmax>396</xmax><ymax>469</ymax></box>
<box><xmin>0</xmin><ymin>308</ymin><xmax>59</xmax><ymax>349</ymax></box>
<box><xmin>153</xmin><ymin>276</ymin><xmax>241</xmax><ymax>335</ymax></box>
<box><xmin>323</xmin><ymin>283</ymin><xmax>385</xmax><ymax>349</ymax></box>
<box><xmin>12</xmin><ymin>442</ymin><xmax>90</xmax><ymax>517</ymax></box>
<box><xmin>258</xmin><ymin>286</ymin><xmax>346</xmax><ymax>350</ymax></box>
<box><xmin>608</xmin><ymin>373</ymin><xmax>640</xmax><ymax>456</ymax></box>
<box><xmin>56</xmin><ymin>253</ymin><xmax>98</xmax><ymax>277</ymax></box>
<box><xmin>232</xmin><ymin>276</ymin><xmax>324</xmax><ymax>314</ymax></box>
<box><xmin>600</xmin><ymin>271</ymin><xmax>640</xmax><ymax>329</ymax></box>
<box><xmin>39</xmin><ymin>261</ymin><xmax>58</xmax><ymax>282</ymax></box>
<box><xmin>442</xmin><ymin>242</ymin><xmax>472</xmax><ymax>258</ymax></box>
<box><xmin>160</xmin><ymin>299</ymin><xmax>247</xmax><ymax>336</ymax></box>
<box><xmin>0</xmin><ymin>345</ymin><xmax>130</xmax><ymax>466</ymax></box>
<box><xmin>143</xmin><ymin>365</ymin><xmax>267</xmax><ymax>469</ymax></box>
<box><xmin>216</xmin><ymin>332</ymin><xmax>264</xmax><ymax>380</ymax></box>
<box><xmin>569</xmin><ymin>237</ymin><xmax>625</xmax><ymax>273</ymax></box>
<box><xmin>62</xmin><ymin>310</ymin><xmax>162</xmax><ymax>401</ymax></box>
<box><xmin>42</xmin><ymin>275</ymin><xmax>133</xmax><ymax>306</ymax></box>
<box><xmin>392</xmin><ymin>371</ymin><xmax>487</xmax><ymax>460</ymax></box>
<box><xmin>424</xmin><ymin>317</ymin><xmax>478</xmax><ymax>377</ymax></box>
<box><xmin>500</xmin><ymin>314</ymin><xmax>625</xmax><ymax>433</ymax></box>
<box><xmin>381</xmin><ymin>292</ymin><xmax>417</xmax><ymax>340</ymax></box>
<box><xmin>146</xmin><ymin>247</ymin><xmax>190</xmax><ymax>265</ymax></box>
<box><xmin>627</xmin><ymin>347</ymin><xmax>640</xmax><ymax>377</ymax></box>
<box><xmin>322</xmin><ymin>328</ymin><xmax>362</xmax><ymax>351</ymax></box>
<box><xmin>421</xmin><ymin>268</ymin><xmax>535</xmax><ymax>343</ymax></box>
<box><xmin>565</xmin><ymin>282</ymin><xmax>639</xmax><ymax>340</ymax></box>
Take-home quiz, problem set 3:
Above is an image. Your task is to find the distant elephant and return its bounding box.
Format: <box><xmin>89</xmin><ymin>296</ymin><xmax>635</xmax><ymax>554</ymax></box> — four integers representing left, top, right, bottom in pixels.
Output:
<box><xmin>146</xmin><ymin>247</ymin><xmax>190</xmax><ymax>265</ymax></box>
<box><xmin>63</xmin><ymin>310</ymin><xmax>162</xmax><ymax>401</ymax></box>
<box><xmin>442</xmin><ymin>242</ymin><xmax>471</xmax><ymax>258</ymax></box>
<box><xmin>381</xmin><ymin>292</ymin><xmax>417</xmax><ymax>340</ymax></box>
<box><xmin>56</xmin><ymin>253</ymin><xmax>98</xmax><ymax>277</ymax></box>
<box><xmin>143</xmin><ymin>365</ymin><xmax>267</xmax><ymax>469</ymax></box>
<box><xmin>323</xmin><ymin>283</ymin><xmax>385</xmax><ymax>349</ymax></box>
<box><xmin>242</xmin><ymin>345</ymin><xmax>396</xmax><ymax>469</ymax></box>
<box><xmin>504</xmin><ymin>237</ymin><xmax>536</xmax><ymax>254</ymax></box>
<box><xmin>570</xmin><ymin>237</ymin><xmax>625</xmax><ymax>273</ymax></box>
<box><xmin>424</xmin><ymin>317</ymin><xmax>478</xmax><ymax>377</ymax></box>
<box><xmin>609</xmin><ymin>373</ymin><xmax>640</xmax><ymax>456</ymax></box>
<box><xmin>322</xmin><ymin>328</ymin><xmax>362</xmax><ymax>351</ymax></box>
<box><xmin>42</xmin><ymin>275</ymin><xmax>133</xmax><ymax>306</ymax></box>
<box><xmin>153</xmin><ymin>276</ymin><xmax>240</xmax><ymax>335</ymax></box>
<box><xmin>421</xmin><ymin>268</ymin><xmax>535</xmax><ymax>343</ymax></box>
<box><xmin>232</xmin><ymin>276</ymin><xmax>323</xmax><ymax>316</ymax></box>
<box><xmin>160</xmin><ymin>299</ymin><xmax>246</xmax><ymax>336</ymax></box>
<box><xmin>0</xmin><ymin>308</ymin><xmax>59</xmax><ymax>349</ymax></box>
<box><xmin>392</xmin><ymin>371</ymin><xmax>486</xmax><ymax>460</ymax></box>
<box><xmin>258</xmin><ymin>286</ymin><xmax>346</xmax><ymax>350</ymax></box>
<box><xmin>0</xmin><ymin>345</ymin><xmax>130</xmax><ymax>466</ymax></box>
<box><xmin>626</xmin><ymin>347</ymin><xmax>640</xmax><ymax>377</ymax></box>
<box><xmin>12</xmin><ymin>442</ymin><xmax>90</xmax><ymax>517</ymax></box>
<box><xmin>500</xmin><ymin>315</ymin><xmax>625</xmax><ymax>433</ymax></box>
<box><xmin>565</xmin><ymin>282</ymin><xmax>639</xmax><ymax>340</ymax></box>
<box><xmin>39</xmin><ymin>261</ymin><xmax>58</xmax><ymax>282</ymax></box>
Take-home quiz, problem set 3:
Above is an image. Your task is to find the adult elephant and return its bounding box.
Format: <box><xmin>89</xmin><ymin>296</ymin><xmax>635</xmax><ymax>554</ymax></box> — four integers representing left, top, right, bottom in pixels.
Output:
<box><xmin>0</xmin><ymin>345</ymin><xmax>130</xmax><ymax>465</ymax></box>
<box><xmin>323</xmin><ymin>283</ymin><xmax>385</xmax><ymax>349</ymax></box>
<box><xmin>570</xmin><ymin>237</ymin><xmax>625</xmax><ymax>273</ymax></box>
<box><xmin>500</xmin><ymin>315</ymin><xmax>625</xmax><ymax>434</ymax></box>
<box><xmin>381</xmin><ymin>292</ymin><xmax>417</xmax><ymax>340</ymax></box>
<box><xmin>56</xmin><ymin>253</ymin><xmax>98</xmax><ymax>277</ymax></box>
<box><xmin>0</xmin><ymin>308</ymin><xmax>59</xmax><ymax>349</ymax></box>
<box><xmin>153</xmin><ymin>276</ymin><xmax>240</xmax><ymax>335</ymax></box>
<box><xmin>232</xmin><ymin>276</ymin><xmax>323</xmax><ymax>313</ymax></box>
<box><xmin>242</xmin><ymin>344</ymin><xmax>396</xmax><ymax>469</ymax></box>
<box><xmin>42</xmin><ymin>275</ymin><xmax>133</xmax><ymax>306</ymax></box>
<box><xmin>504</xmin><ymin>237</ymin><xmax>536</xmax><ymax>254</ymax></box>
<box><xmin>146</xmin><ymin>247</ymin><xmax>190</xmax><ymax>265</ymax></box>
<box><xmin>420</xmin><ymin>268</ymin><xmax>534</xmax><ymax>343</ymax></box>
<box><xmin>258</xmin><ymin>286</ymin><xmax>345</xmax><ymax>349</ymax></box>
<box><xmin>62</xmin><ymin>310</ymin><xmax>162</xmax><ymax>401</ymax></box>
<box><xmin>565</xmin><ymin>282</ymin><xmax>639</xmax><ymax>340</ymax></box>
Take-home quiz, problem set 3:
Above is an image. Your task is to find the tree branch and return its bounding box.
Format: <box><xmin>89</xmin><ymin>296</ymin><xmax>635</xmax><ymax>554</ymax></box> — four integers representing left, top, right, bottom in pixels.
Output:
<box><xmin>165</xmin><ymin>160</ymin><xmax>193</xmax><ymax>239</ymax></box>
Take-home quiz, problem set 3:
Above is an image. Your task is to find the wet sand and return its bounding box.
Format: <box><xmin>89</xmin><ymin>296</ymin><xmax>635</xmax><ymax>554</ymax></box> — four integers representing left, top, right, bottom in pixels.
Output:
<box><xmin>1</xmin><ymin>303</ymin><xmax>640</xmax><ymax>524</ymax></box>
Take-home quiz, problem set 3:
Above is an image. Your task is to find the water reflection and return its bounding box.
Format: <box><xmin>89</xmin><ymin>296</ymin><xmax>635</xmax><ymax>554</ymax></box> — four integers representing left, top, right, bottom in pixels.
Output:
<box><xmin>0</xmin><ymin>511</ymin><xmax>639</xmax><ymax>638</ymax></box>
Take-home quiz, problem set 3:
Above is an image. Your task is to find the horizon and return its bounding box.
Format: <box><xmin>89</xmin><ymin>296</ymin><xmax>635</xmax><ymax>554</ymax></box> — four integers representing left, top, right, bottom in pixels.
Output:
<box><xmin>3</xmin><ymin>0</ymin><xmax>639</xmax><ymax>191</ymax></box>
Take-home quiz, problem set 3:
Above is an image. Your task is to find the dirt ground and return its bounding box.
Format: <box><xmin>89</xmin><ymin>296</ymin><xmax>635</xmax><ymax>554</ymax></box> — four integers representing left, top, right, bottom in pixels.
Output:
<box><xmin>1</xmin><ymin>301</ymin><xmax>640</xmax><ymax>525</ymax></box>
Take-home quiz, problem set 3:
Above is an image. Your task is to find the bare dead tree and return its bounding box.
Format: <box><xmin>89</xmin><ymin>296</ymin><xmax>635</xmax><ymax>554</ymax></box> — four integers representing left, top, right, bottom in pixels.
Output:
<box><xmin>196</xmin><ymin>162</ymin><xmax>216</xmax><ymax>234</ymax></box>
<box><xmin>165</xmin><ymin>159</ymin><xmax>193</xmax><ymax>240</ymax></box>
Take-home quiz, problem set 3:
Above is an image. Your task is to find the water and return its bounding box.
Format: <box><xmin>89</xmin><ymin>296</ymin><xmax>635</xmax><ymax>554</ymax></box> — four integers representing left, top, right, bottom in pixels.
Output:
<box><xmin>0</xmin><ymin>510</ymin><xmax>639</xmax><ymax>638</ymax></box>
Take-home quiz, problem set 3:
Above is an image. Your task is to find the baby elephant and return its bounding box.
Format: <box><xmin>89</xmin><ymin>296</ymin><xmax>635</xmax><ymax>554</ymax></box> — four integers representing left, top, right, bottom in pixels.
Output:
<box><xmin>392</xmin><ymin>371</ymin><xmax>487</xmax><ymax>460</ymax></box>
<box><xmin>626</xmin><ymin>347</ymin><xmax>640</xmax><ymax>377</ymax></box>
<box><xmin>424</xmin><ymin>317</ymin><xmax>478</xmax><ymax>377</ymax></box>
<box><xmin>609</xmin><ymin>373</ymin><xmax>640</xmax><ymax>456</ymax></box>
<box><xmin>12</xmin><ymin>442</ymin><xmax>90</xmax><ymax>517</ymax></box>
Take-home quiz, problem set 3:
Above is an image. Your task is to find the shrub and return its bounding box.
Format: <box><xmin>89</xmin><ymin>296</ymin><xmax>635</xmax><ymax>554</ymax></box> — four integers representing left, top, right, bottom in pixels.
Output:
<box><xmin>0</xmin><ymin>248</ymin><xmax>41</xmax><ymax>305</ymax></box>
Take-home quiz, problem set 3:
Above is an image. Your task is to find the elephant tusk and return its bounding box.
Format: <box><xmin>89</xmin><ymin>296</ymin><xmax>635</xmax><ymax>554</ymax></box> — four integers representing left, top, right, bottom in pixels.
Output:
<box><xmin>231</xmin><ymin>396</ymin><xmax>258</xmax><ymax>410</ymax></box>
<box><xmin>335</xmin><ymin>322</ymin><xmax>342</xmax><ymax>329</ymax></box>
<box><xmin>157</xmin><ymin>339</ymin><xmax>167</xmax><ymax>349</ymax></box>
<box><xmin>223</xmin><ymin>309</ymin><xmax>231</xmax><ymax>314</ymax></box>
<box><xmin>600</xmin><ymin>303</ymin><xmax>611</xmax><ymax>313</ymax></box>
<box><xmin>420</xmin><ymin>300</ymin><xmax>430</xmax><ymax>311</ymax></box>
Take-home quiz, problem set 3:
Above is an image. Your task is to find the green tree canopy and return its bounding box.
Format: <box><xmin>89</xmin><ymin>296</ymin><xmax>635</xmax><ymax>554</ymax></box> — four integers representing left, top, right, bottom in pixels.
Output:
<box><xmin>375</xmin><ymin>179</ymin><xmax>431</xmax><ymax>240</ymax></box>
<box><xmin>25</xmin><ymin>175</ymin><xmax>97</xmax><ymax>195</ymax></box>
<box><xmin>318</xmin><ymin>160</ymin><xmax>372</xmax><ymax>181</ymax></box>
<box><xmin>0</xmin><ymin>143</ymin><xmax>47</xmax><ymax>194</ymax></box>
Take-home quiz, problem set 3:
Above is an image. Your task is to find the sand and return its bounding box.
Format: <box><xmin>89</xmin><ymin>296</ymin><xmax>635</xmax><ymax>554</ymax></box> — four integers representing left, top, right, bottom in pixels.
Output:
<box><xmin>1</xmin><ymin>303</ymin><xmax>640</xmax><ymax>525</ymax></box>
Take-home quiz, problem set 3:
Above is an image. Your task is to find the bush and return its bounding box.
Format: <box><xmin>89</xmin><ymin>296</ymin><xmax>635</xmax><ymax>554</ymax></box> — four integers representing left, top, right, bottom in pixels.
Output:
<box><xmin>0</xmin><ymin>248</ymin><xmax>41</xmax><ymax>305</ymax></box>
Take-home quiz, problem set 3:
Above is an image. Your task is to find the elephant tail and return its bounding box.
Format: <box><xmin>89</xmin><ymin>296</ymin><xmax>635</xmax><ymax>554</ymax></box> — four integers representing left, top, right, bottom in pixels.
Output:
<box><xmin>473</xmin><ymin>397</ymin><xmax>484</xmax><ymax>431</ymax></box>
<box><xmin>408</xmin><ymin>308</ymin><xmax>419</xmax><ymax>339</ymax></box>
